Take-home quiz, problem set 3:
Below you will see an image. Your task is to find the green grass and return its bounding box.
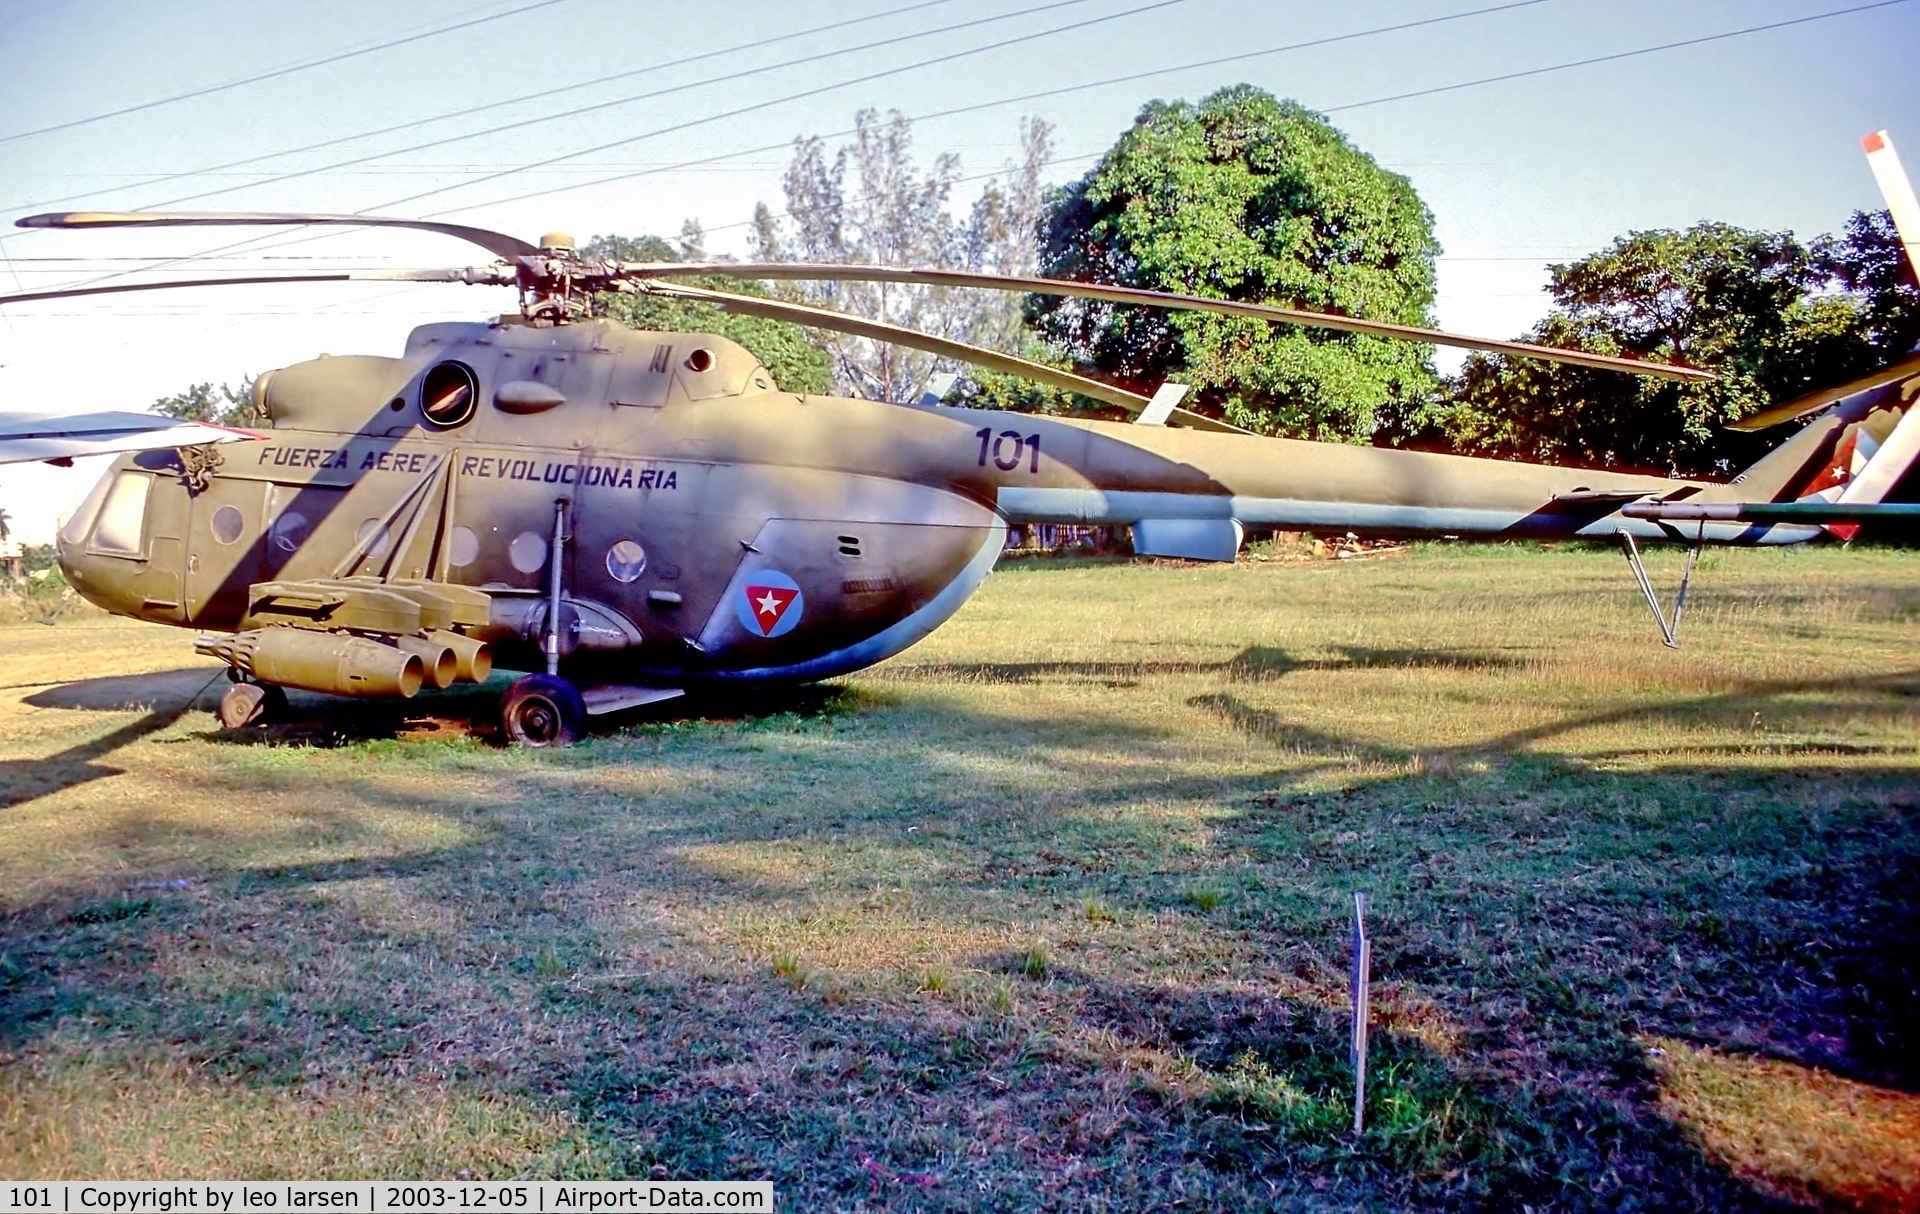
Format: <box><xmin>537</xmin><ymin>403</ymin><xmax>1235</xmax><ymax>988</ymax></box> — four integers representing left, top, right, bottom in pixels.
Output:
<box><xmin>1</xmin><ymin>542</ymin><xmax>1917</xmax><ymax>1209</ymax></box>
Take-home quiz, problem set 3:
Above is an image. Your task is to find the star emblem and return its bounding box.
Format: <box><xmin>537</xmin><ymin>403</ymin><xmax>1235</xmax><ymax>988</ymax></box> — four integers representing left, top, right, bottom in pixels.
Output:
<box><xmin>740</xmin><ymin>579</ymin><xmax>802</xmax><ymax>636</ymax></box>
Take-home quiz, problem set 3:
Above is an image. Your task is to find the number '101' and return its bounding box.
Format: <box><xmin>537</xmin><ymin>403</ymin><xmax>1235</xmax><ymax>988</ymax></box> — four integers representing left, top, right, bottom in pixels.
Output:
<box><xmin>976</xmin><ymin>428</ymin><xmax>1040</xmax><ymax>474</ymax></box>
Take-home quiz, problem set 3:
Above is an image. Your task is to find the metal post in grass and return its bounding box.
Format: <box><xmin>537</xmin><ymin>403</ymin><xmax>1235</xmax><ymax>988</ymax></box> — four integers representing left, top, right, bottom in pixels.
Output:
<box><xmin>1350</xmin><ymin>891</ymin><xmax>1371</xmax><ymax>1136</ymax></box>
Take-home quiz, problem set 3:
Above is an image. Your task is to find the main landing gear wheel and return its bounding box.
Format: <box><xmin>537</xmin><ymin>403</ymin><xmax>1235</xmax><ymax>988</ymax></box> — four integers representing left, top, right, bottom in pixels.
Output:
<box><xmin>217</xmin><ymin>681</ymin><xmax>287</xmax><ymax>729</ymax></box>
<box><xmin>500</xmin><ymin>673</ymin><xmax>585</xmax><ymax>748</ymax></box>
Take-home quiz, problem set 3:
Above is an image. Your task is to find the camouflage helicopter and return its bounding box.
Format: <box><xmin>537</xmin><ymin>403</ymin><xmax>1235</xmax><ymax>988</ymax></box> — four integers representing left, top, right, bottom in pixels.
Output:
<box><xmin>4</xmin><ymin>134</ymin><xmax>1918</xmax><ymax>745</ymax></box>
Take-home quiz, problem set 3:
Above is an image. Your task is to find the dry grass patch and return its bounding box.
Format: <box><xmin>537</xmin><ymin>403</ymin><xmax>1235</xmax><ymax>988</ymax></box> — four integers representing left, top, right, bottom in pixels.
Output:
<box><xmin>1652</xmin><ymin>1036</ymin><xmax>1920</xmax><ymax>1210</ymax></box>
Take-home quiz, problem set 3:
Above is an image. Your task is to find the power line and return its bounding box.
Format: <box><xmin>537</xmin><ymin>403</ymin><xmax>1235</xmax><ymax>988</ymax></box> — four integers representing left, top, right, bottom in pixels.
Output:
<box><xmin>26</xmin><ymin>0</ymin><xmax>1187</xmax><ymax>286</ymax></box>
<box><xmin>440</xmin><ymin>0</ymin><xmax>1558</xmax><ymax>214</ymax></box>
<box><xmin>1324</xmin><ymin>0</ymin><xmax>1916</xmax><ymax>113</ymax></box>
<box><xmin>127</xmin><ymin>0</ymin><xmax>1104</xmax><ymax>214</ymax></box>
<box><xmin>19</xmin><ymin>0</ymin><xmax>1909</xmax><ymax>298</ymax></box>
<box><xmin>463</xmin><ymin>0</ymin><xmax>1910</xmax><ymax>220</ymax></box>
<box><xmin>0</xmin><ymin>0</ymin><xmax>968</xmax><ymax>215</ymax></box>
<box><xmin>393</xmin><ymin>0</ymin><xmax>1187</xmax><ymax>212</ymax></box>
<box><xmin>0</xmin><ymin>0</ymin><xmax>569</xmax><ymax>147</ymax></box>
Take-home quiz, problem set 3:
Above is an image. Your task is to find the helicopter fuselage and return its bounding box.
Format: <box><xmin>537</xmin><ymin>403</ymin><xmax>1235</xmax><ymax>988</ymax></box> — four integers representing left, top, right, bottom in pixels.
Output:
<box><xmin>55</xmin><ymin>316</ymin><xmax>1817</xmax><ymax>700</ymax></box>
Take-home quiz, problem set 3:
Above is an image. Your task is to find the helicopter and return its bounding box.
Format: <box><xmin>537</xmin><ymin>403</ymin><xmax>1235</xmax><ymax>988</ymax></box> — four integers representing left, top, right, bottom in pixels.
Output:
<box><xmin>4</xmin><ymin>132</ymin><xmax>1917</xmax><ymax>745</ymax></box>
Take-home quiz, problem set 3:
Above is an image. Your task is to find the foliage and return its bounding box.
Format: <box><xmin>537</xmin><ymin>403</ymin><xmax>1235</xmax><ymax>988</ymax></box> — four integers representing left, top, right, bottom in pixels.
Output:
<box><xmin>151</xmin><ymin>379</ymin><xmax>255</xmax><ymax>427</ymax></box>
<box><xmin>0</xmin><ymin>544</ymin><xmax>77</xmax><ymax>624</ymax></box>
<box><xmin>1814</xmin><ymin>207</ymin><xmax>1920</xmax><ymax>355</ymax></box>
<box><xmin>1032</xmin><ymin>84</ymin><xmax>1442</xmax><ymax>440</ymax></box>
<box><xmin>749</xmin><ymin>109</ymin><xmax>1055</xmax><ymax>402</ymax></box>
<box><xmin>583</xmin><ymin>232</ymin><xmax>832</xmax><ymax>395</ymax></box>
<box><xmin>1425</xmin><ymin>214</ymin><xmax>1920</xmax><ymax>476</ymax></box>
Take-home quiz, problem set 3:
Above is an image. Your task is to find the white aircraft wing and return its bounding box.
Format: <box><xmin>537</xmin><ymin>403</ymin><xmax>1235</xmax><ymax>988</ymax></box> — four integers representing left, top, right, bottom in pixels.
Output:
<box><xmin>0</xmin><ymin>410</ymin><xmax>263</xmax><ymax>466</ymax></box>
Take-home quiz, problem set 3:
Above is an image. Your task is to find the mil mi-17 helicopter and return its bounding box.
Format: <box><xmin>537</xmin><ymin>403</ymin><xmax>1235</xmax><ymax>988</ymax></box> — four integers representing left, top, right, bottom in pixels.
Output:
<box><xmin>4</xmin><ymin>130</ymin><xmax>1918</xmax><ymax>745</ymax></box>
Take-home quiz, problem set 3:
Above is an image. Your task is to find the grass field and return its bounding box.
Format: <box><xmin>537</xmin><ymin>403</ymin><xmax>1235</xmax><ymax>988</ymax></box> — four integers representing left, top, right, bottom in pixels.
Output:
<box><xmin>1</xmin><ymin>542</ymin><xmax>1916</xmax><ymax>1210</ymax></box>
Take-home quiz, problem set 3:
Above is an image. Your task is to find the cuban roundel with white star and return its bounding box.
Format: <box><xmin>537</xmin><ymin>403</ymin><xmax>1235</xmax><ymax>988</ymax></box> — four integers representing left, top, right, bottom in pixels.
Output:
<box><xmin>733</xmin><ymin>568</ymin><xmax>805</xmax><ymax>638</ymax></box>
<box><xmin>747</xmin><ymin>584</ymin><xmax>797</xmax><ymax>633</ymax></box>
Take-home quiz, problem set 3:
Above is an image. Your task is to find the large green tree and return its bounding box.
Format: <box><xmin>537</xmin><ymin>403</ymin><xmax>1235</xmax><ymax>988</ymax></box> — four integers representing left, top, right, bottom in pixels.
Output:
<box><xmin>583</xmin><ymin>232</ymin><xmax>832</xmax><ymax>394</ymax></box>
<box><xmin>1030</xmin><ymin>84</ymin><xmax>1442</xmax><ymax>440</ymax></box>
<box><xmin>1428</xmin><ymin>215</ymin><xmax>1920</xmax><ymax>476</ymax></box>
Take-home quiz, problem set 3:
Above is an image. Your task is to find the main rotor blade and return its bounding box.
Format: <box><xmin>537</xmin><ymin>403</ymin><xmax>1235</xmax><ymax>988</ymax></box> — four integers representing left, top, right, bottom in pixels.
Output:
<box><xmin>16</xmin><ymin>210</ymin><xmax>541</xmax><ymax>262</ymax></box>
<box><xmin>1725</xmin><ymin>349</ymin><xmax>1920</xmax><ymax>431</ymax></box>
<box><xmin>0</xmin><ymin>267</ymin><xmax>512</xmax><ymax>307</ymax></box>
<box><xmin>646</xmin><ymin>281</ymin><xmax>1248</xmax><ymax>433</ymax></box>
<box><xmin>629</xmin><ymin>262</ymin><xmax>1715</xmax><ymax>383</ymax></box>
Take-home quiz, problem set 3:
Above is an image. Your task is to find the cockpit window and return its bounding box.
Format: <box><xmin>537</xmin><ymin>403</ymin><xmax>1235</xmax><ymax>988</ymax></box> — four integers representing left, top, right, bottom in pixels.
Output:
<box><xmin>61</xmin><ymin>469</ymin><xmax>116</xmax><ymax>546</ymax></box>
<box><xmin>89</xmin><ymin>471</ymin><xmax>150</xmax><ymax>556</ymax></box>
<box><xmin>421</xmin><ymin>361</ymin><xmax>479</xmax><ymax>428</ymax></box>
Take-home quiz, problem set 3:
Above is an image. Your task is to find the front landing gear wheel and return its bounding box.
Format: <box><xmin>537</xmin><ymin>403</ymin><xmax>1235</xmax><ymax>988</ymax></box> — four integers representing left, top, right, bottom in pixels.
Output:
<box><xmin>501</xmin><ymin>674</ymin><xmax>585</xmax><ymax>748</ymax></box>
<box><xmin>217</xmin><ymin>681</ymin><xmax>285</xmax><ymax>729</ymax></box>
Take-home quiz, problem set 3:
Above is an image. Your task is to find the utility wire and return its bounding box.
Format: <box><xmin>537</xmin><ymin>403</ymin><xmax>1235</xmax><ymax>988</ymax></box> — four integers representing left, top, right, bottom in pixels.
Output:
<box><xmin>0</xmin><ymin>0</ymin><xmax>970</xmax><ymax>216</ymax></box>
<box><xmin>26</xmin><ymin>0</ymin><xmax>1183</xmax><ymax>287</ymax></box>
<box><xmin>388</xmin><ymin>0</ymin><xmax>1187</xmax><ymax>212</ymax></box>
<box><xmin>0</xmin><ymin>0</ymin><xmax>569</xmax><ymax>147</ymax></box>
<box><xmin>20</xmin><ymin>0</ymin><xmax>1908</xmax><ymax>294</ymax></box>
<box><xmin>442</xmin><ymin>0</ymin><xmax>1911</xmax><ymax>217</ymax></box>
<box><xmin>125</xmin><ymin>0</ymin><xmax>1102</xmax><ymax>213</ymax></box>
<box><xmin>1324</xmin><ymin>0</ymin><xmax>1916</xmax><ymax>112</ymax></box>
<box><xmin>442</xmin><ymin>0</ymin><xmax>1557</xmax><ymax>215</ymax></box>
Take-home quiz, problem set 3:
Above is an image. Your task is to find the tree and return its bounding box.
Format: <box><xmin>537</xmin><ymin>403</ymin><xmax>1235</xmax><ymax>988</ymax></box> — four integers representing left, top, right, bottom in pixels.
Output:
<box><xmin>153</xmin><ymin>379</ymin><xmax>255</xmax><ymax>427</ymax></box>
<box><xmin>0</xmin><ymin>506</ymin><xmax>10</xmax><ymax>545</ymax></box>
<box><xmin>1815</xmin><ymin>208</ymin><xmax>1920</xmax><ymax>356</ymax></box>
<box><xmin>749</xmin><ymin>109</ymin><xmax>1056</xmax><ymax>402</ymax></box>
<box><xmin>1031</xmin><ymin>85</ymin><xmax>1442</xmax><ymax>440</ymax></box>
<box><xmin>1427</xmin><ymin>215</ymin><xmax>1919</xmax><ymax>476</ymax></box>
<box><xmin>583</xmin><ymin>231</ymin><xmax>833</xmax><ymax>394</ymax></box>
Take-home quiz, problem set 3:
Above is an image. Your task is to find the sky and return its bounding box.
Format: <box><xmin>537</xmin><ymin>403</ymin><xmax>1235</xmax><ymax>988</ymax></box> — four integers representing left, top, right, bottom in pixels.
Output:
<box><xmin>0</xmin><ymin>0</ymin><xmax>1916</xmax><ymax>543</ymax></box>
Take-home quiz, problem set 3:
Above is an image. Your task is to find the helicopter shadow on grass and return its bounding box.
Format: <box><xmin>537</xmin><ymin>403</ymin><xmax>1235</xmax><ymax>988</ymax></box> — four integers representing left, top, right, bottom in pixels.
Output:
<box><xmin>3</xmin><ymin>669</ymin><xmax>226</xmax><ymax>812</ymax></box>
<box><xmin>18</xmin><ymin>670</ymin><xmax>865</xmax><ymax>754</ymax></box>
<box><xmin>1</xmin><ymin>670</ymin><xmax>1915</xmax><ymax>1207</ymax></box>
<box><xmin>877</xmin><ymin>643</ymin><xmax>1527</xmax><ymax>688</ymax></box>
<box><xmin>1185</xmin><ymin>669</ymin><xmax>1920</xmax><ymax>1086</ymax></box>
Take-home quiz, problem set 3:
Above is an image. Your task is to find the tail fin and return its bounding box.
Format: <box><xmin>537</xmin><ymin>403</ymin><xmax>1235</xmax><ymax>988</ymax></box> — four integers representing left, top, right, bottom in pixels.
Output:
<box><xmin>1701</xmin><ymin>129</ymin><xmax>1920</xmax><ymax>528</ymax></box>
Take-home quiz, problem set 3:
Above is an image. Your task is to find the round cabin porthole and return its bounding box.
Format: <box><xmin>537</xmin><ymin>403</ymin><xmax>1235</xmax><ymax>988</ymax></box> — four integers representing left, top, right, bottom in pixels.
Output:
<box><xmin>509</xmin><ymin>531</ymin><xmax>548</xmax><ymax>574</ymax></box>
<box><xmin>355</xmin><ymin>519</ymin><xmax>392</xmax><ymax>559</ymax></box>
<box><xmin>210</xmin><ymin>504</ymin><xmax>244</xmax><ymax>545</ymax></box>
<box><xmin>421</xmin><ymin>361</ymin><xmax>479</xmax><ymax>428</ymax></box>
<box><xmin>685</xmin><ymin>348</ymin><xmax>714</xmax><ymax>373</ymax></box>
<box><xmin>606</xmin><ymin>539</ymin><xmax>647</xmax><ymax>583</ymax></box>
<box><xmin>270</xmin><ymin>511</ymin><xmax>309</xmax><ymax>554</ymax></box>
<box><xmin>447</xmin><ymin>525</ymin><xmax>480</xmax><ymax>567</ymax></box>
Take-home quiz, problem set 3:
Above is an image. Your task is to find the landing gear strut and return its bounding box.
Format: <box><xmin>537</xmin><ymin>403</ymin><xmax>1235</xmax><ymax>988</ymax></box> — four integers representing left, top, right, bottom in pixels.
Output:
<box><xmin>1615</xmin><ymin>527</ymin><xmax>1704</xmax><ymax>649</ymax></box>
<box><xmin>500</xmin><ymin>673</ymin><xmax>585</xmax><ymax>747</ymax></box>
